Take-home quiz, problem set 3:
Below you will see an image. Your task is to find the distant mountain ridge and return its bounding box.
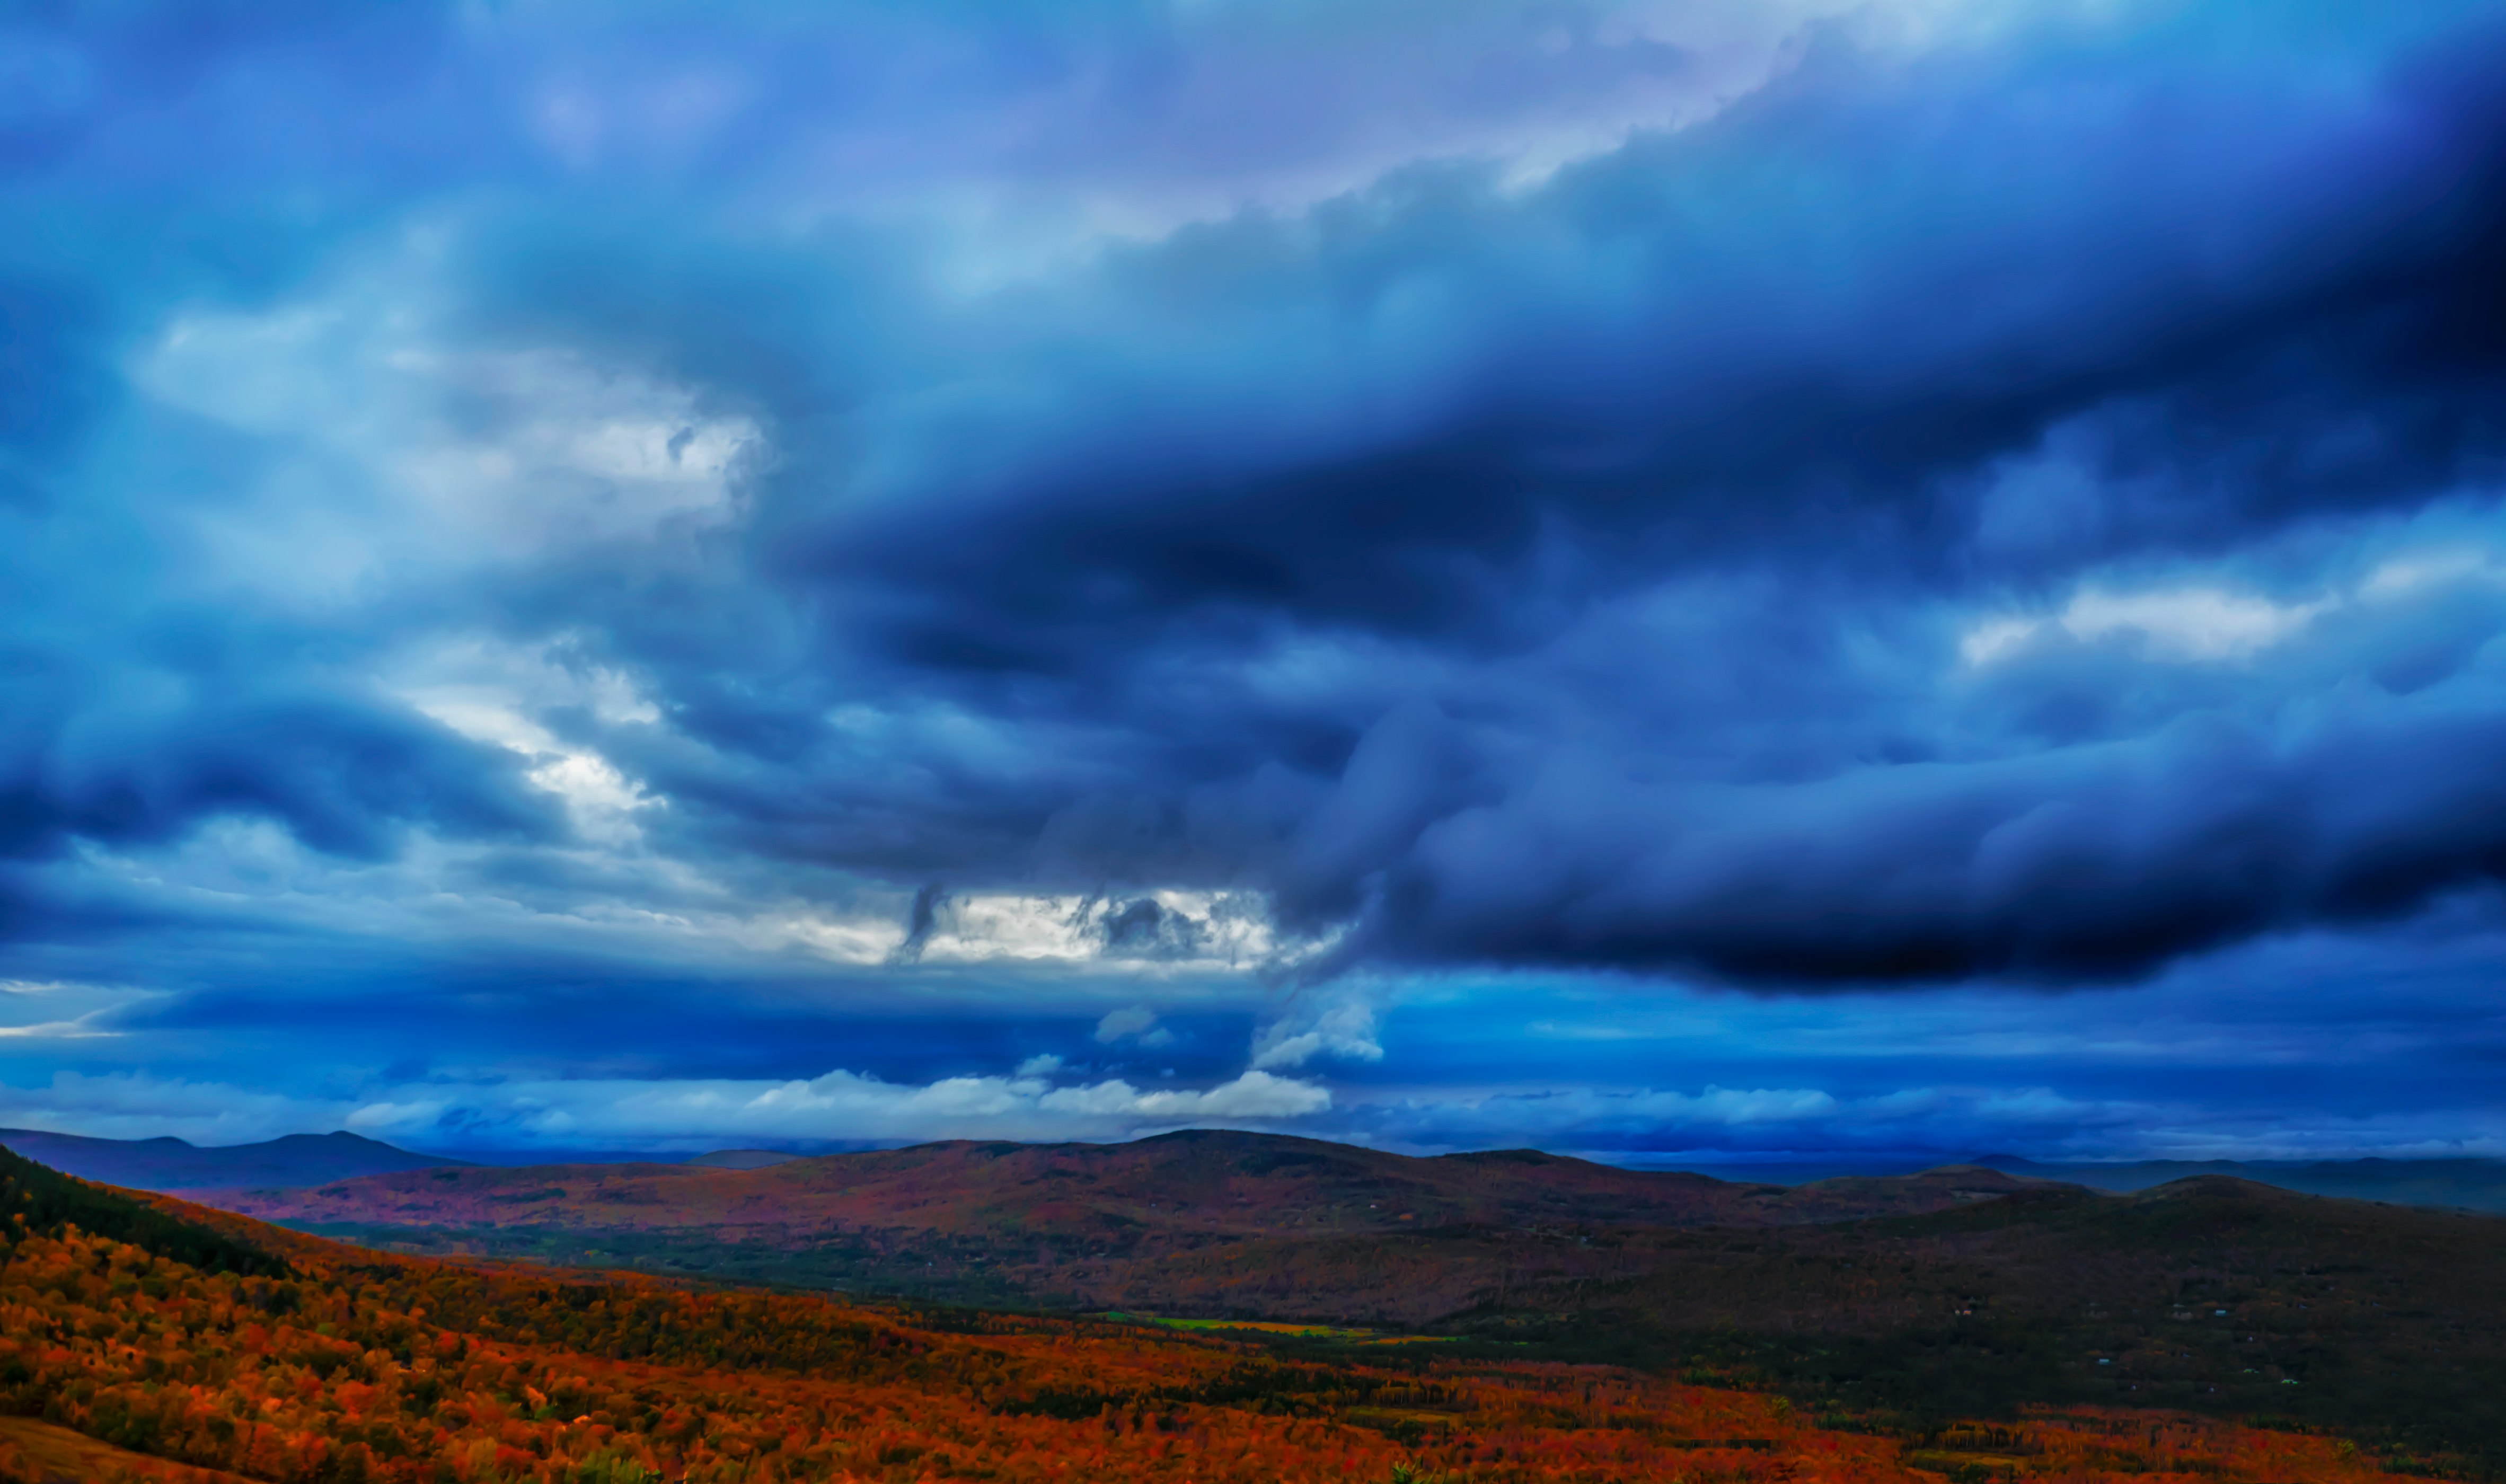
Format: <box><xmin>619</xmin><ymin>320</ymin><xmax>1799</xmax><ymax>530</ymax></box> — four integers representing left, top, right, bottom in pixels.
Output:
<box><xmin>209</xmin><ymin>1128</ymin><xmax>2071</xmax><ymax>1238</ymax></box>
<box><xmin>681</xmin><ymin>1148</ymin><xmax>805</xmax><ymax>1169</ymax></box>
<box><xmin>16</xmin><ymin>1122</ymin><xmax>2498</xmax><ymax>1214</ymax></box>
<box><xmin>14</xmin><ymin>1152</ymin><xmax>2486</xmax><ymax>1484</ymax></box>
<box><xmin>0</xmin><ymin>1128</ymin><xmax>466</xmax><ymax>1191</ymax></box>
<box><xmin>1973</xmin><ymin>1153</ymin><xmax>2506</xmax><ymax>1212</ymax></box>
<box><xmin>83</xmin><ymin>1129</ymin><xmax>2506</xmax><ymax>1466</ymax></box>
<box><xmin>199</xmin><ymin>1128</ymin><xmax>2072</xmax><ymax>1306</ymax></box>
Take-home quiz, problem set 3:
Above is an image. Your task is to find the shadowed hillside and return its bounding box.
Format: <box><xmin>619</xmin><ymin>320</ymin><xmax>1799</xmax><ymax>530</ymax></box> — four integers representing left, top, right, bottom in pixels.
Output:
<box><xmin>1358</xmin><ymin>1177</ymin><xmax>2506</xmax><ymax>1464</ymax></box>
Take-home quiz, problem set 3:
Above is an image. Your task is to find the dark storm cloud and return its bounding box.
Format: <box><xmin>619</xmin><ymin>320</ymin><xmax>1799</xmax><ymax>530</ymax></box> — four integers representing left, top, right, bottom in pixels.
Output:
<box><xmin>11</xmin><ymin>0</ymin><xmax>2506</xmax><ymax>1023</ymax></box>
<box><xmin>783</xmin><ymin>11</ymin><xmax>2506</xmax><ymax>669</ymax></box>
<box><xmin>446</xmin><ymin>2</ymin><xmax>2506</xmax><ymax>987</ymax></box>
<box><xmin>1290</xmin><ymin>696</ymin><xmax>2506</xmax><ymax>984</ymax></box>
<box><xmin>894</xmin><ymin>884</ymin><xmax>949</xmax><ymax>962</ymax></box>
<box><xmin>0</xmin><ymin>682</ymin><xmax>559</xmax><ymax>870</ymax></box>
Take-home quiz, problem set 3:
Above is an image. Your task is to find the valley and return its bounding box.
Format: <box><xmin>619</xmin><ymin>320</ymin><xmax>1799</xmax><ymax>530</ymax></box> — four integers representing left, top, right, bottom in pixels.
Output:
<box><xmin>178</xmin><ymin>1132</ymin><xmax>2506</xmax><ymax>1476</ymax></box>
<box><xmin>198</xmin><ymin>1129</ymin><xmax>2067</xmax><ymax>1292</ymax></box>
<box><xmin>0</xmin><ymin>1142</ymin><xmax>2471</xmax><ymax>1484</ymax></box>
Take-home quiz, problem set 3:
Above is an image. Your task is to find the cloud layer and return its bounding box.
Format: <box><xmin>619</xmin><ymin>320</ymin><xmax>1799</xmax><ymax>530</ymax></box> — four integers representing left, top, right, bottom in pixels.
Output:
<box><xmin>2</xmin><ymin>1</ymin><xmax>2505</xmax><ymax>1154</ymax></box>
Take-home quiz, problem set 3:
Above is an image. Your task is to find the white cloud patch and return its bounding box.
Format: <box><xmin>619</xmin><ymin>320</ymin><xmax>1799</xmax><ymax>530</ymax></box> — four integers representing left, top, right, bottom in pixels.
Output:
<box><xmin>2358</xmin><ymin>546</ymin><xmax>2503</xmax><ymax>600</ymax></box>
<box><xmin>2058</xmin><ymin>587</ymin><xmax>2332</xmax><ymax>660</ymax></box>
<box><xmin>0</xmin><ymin>980</ymin><xmax>160</xmax><ymax>1043</ymax></box>
<box><xmin>391</xmin><ymin>344</ymin><xmax>758</xmax><ymax>545</ymax></box>
<box><xmin>1960</xmin><ymin>537</ymin><xmax>2506</xmax><ymax>670</ymax></box>
<box><xmin>0</xmin><ymin>1013</ymin><xmax>119</xmax><ymax>1042</ymax></box>
<box><xmin>1963</xmin><ymin>584</ymin><xmax>2333</xmax><ymax>666</ymax></box>
<box><xmin>1251</xmin><ymin>995</ymin><xmax>1384</xmax><ymax>1070</ymax></box>
<box><xmin>1362</xmin><ymin>1081</ymin><xmax>2144</xmax><ymax>1156</ymax></box>
<box><xmin>1095</xmin><ymin>1005</ymin><xmax>1158</xmax><ymax>1041</ymax></box>
<box><xmin>129</xmin><ymin>251</ymin><xmax>763</xmax><ymax>599</ymax></box>
<box><xmin>389</xmin><ymin>634</ymin><xmax>664</xmax><ymax>822</ymax></box>
<box><xmin>6</xmin><ymin>1060</ymin><xmax>2502</xmax><ymax>1165</ymax></box>
<box><xmin>0</xmin><ymin>1073</ymin><xmax>351</xmax><ymax>1147</ymax></box>
<box><xmin>1956</xmin><ymin>614</ymin><xmax>2044</xmax><ymax>667</ymax></box>
<box><xmin>400</xmin><ymin>657</ymin><xmax>657</xmax><ymax>846</ymax></box>
<box><xmin>342</xmin><ymin>1065</ymin><xmax>1327</xmax><ymax>1149</ymax></box>
<box><xmin>906</xmin><ymin>892</ymin><xmax>1279</xmax><ymax>968</ymax></box>
<box><xmin>739</xmin><ymin>0</ymin><xmax>2021</xmax><ymax>277</ymax></box>
<box><xmin>0</xmin><ymin>1055</ymin><xmax>1330</xmax><ymax>1152</ymax></box>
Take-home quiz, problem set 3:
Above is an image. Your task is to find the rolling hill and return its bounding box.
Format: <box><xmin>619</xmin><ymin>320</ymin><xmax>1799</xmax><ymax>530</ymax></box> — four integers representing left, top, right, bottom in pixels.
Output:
<box><xmin>197</xmin><ymin>1129</ymin><xmax>2066</xmax><ymax>1302</ymax></box>
<box><xmin>1</xmin><ymin>1142</ymin><xmax>2426</xmax><ymax>1484</ymax></box>
<box><xmin>181</xmin><ymin>1130</ymin><xmax>2506</xmax><ymax>1474</ymax></box>
<box><xmin>1405</xmin><ymin>1176</ymin><xmax>2506</xmax><ymax>1460</ymax></box>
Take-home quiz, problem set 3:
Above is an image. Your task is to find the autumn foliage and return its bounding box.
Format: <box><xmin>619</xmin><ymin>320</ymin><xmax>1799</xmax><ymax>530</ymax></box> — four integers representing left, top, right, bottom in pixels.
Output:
<box><xmin>0</xmin><ymin>1171</ymin><xmax>2428</xmax><ymax>1484</ymax></box>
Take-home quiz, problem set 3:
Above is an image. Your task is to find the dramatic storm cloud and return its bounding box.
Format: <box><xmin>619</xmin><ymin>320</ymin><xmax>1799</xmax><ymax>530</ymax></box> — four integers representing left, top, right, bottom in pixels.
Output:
<box><xmin>3</xmin><ymin>0</ymin><xmax>2504</xmax><ymax>1160</ymax></box>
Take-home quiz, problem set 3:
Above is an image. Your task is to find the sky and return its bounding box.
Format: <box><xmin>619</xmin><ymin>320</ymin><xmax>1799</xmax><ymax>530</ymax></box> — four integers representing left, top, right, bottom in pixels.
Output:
<box><xmin>4</xmin><ymin>0</ymin><xmax>2506</xmax><ymax>1167</ymax></box>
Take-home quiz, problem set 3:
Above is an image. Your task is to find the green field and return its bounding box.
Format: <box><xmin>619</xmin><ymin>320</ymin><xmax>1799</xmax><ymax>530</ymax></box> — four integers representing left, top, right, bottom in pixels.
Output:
<box><xmin>1102</xmin><ymin>1312</ymin><xmax>1457</xmax><ymax>1344</ymax></box>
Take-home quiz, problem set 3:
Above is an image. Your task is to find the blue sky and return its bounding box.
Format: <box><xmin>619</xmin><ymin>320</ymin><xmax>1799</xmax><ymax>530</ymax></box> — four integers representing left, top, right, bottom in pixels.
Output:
<box><xmin>4</xmin><ymin>0</ymin><xmax>2506</xmax><ymax>1164</ymax></box>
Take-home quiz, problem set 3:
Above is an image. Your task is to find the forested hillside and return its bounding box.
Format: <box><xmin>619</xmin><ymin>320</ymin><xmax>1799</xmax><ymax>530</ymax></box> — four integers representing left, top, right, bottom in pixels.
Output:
<box><xmin>0</xmin><ymin>1151</ymin><xmax>2445</xmax><ymax>1484</ymax></box>
<box><xmin>202</xmin><ymin>1131</ymin><xmax>2062</xmax><ymax>1305</ymax></box>
<box><xmin>188</xmin><ymin>1135</ymin><xmax>2506</xmax><ymax>1478</ymax></box>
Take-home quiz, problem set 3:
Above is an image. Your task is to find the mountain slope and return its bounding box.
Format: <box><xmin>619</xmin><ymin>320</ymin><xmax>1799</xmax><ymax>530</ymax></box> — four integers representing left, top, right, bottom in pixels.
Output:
<box><xmin>142</xmin><ymin>1144</ymin><xmax>2506</xmax><ymax>1476</ymax></box>
<box><xmin>1425</xmin><ymin>1176</ymin><xmax>2506</xmax><ymax>1470</ymax></box>
<box><xmin>0</xmin><ymin>1143</ymin><xmax>288</xmax><ymax>1279</ymax></box>
<box><xmin>0</xmin><ymin>1128</ymin><xmax>464</xmax><ymax>1191</ymax></box>
<box><xmin>2</xmin><ymin>1153</ymin><xmax>2410</xmax><ymax>1484</ymax></box>
<box><xmin>0</xmin><ymin>1413</ymin><xmax>263</xmax><ymax>1484</ymax></box>
<box><xmin>20</xmin><ymin>1142</ymin><xmax>2506</xmax><ymax>1476</ymax></box>
<box><xmin>200</xmin><ymin>1129</ymin><xmax>2067</xmax><ymax>1301</ymax></box>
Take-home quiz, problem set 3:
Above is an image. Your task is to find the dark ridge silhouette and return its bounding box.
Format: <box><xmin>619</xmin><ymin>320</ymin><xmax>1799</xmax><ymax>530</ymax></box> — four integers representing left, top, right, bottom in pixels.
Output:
<box><xmin>1973</xmin><ymin>1153</ymin><xmax>2506</xmax><ymax>1212</ymax></box>
<box><xmin>0</xmin><ymin>1127</ymin><xmax>466</xmax><ymax>1192</ymax></box>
